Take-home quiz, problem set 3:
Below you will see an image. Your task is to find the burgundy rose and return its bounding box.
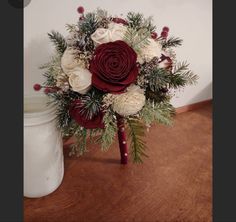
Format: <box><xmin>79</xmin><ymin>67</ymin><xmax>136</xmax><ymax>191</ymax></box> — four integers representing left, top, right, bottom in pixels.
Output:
<box><xmin>89</xmin><ymin>40</ymin><xmax>138</xmax><ymax>93</ymax></box>
<box><xmin>69</xmin><ymin>100</ymin><xmax>105</xmax><ymax>129</ymax></box>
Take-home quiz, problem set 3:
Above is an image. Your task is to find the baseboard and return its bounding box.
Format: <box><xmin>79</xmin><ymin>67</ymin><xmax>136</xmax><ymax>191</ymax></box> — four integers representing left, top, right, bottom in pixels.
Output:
<box><xmin>175</xmin><ymin>99</ymin><xmax>212</xmax><ymax>114</ymax></box>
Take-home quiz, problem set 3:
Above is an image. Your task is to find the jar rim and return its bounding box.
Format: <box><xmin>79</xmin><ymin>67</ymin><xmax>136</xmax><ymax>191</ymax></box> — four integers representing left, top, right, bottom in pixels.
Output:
<box><xmin>24</xmin><ymin>94</ymin><xmax>56</xmax><ymax>118</ymax></box>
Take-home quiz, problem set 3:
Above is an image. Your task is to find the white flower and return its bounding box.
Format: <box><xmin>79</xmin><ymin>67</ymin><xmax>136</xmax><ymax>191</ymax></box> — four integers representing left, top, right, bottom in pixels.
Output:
<box><xmin>108</xmin><ymin>22</ymin><xmax>127</xmax><ymax>41</ymax></box>
<box><xmin>68</xmin><ymin>67</ymin><xmax>92</xmax><ymax>94</ymax></box>
<box><xmin>61</xmin><ymin>48</ymin><xmax>81</xmax><ymax>74</ymax></box>
<box><xmin>91</xmin><ymin>22</ymin><xmax>127</xmax><ymax>45</ymax></box>
<box><xmin>90</xmin><ymin>28</ymin><xmax>111</xmax><ymax>45</ymax></box>
<box><xmin>137</xmin><ymin>38</ymin><xmax>162</xmax><ymax>64</ymax></box>
<box><xmin>112</xmin><ymin>84</ymin><xmax>145</xmax><ymax>116</ymax></box>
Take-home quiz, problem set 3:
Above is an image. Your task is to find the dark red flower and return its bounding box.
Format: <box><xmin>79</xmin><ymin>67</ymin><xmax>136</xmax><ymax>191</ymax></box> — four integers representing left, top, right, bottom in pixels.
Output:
<box><xmin>162</xmin><ymin>26</ymin><xmax>169</xmax><ymax>32</ymax></box>
<box><xmin>77</xmin><ymin>6</ymin><xmax>84</xmax><ymax>14</ymax></box>
<box><xmin>89</xmin><ymin>40</ymin><xmax>138</xmax><ymax>93</ymax></box>
<box><xmin>69</xmin><ymin>100</ymin><xmax>105</xmax><ymax>129</ymax></box>
<box><xmin>33</xmin><ymin>84</ymin><xmax>41</xmax><ymax>91</ymax></box>
<box><xmin>161</xmin><ymin>31</ymin><xmax>168</xmax><ymax>38</ymax></box>
<box><xmin>112</xmin><ymin>17</ymin><xmax>128</xmax><ymax>25</ymax></box>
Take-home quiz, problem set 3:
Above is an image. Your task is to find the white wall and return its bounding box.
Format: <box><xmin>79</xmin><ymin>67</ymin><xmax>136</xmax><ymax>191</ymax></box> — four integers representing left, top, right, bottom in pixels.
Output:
<box><xmin>24</xmin><ymin>0</ymin><xmax>212</xmax><ymax>108</ymax></box>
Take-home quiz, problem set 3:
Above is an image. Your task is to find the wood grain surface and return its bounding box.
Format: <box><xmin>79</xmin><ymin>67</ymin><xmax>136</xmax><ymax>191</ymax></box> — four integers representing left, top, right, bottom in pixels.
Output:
<box><xmin>24</xmin><ymin>104</ymin><xmax>212</xmax><ymax>222</ymax></box>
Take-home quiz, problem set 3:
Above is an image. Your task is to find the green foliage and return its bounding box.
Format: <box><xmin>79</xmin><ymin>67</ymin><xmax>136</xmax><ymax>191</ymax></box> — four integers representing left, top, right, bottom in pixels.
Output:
<box><xmin>69</xmin><ymin>127</ymin><xmax>88</xmax><ymax>156</ymax></box>
<box><xmin>65</xmin><ymin>24</ymin><xmax>77</xmax><ymax>33</ymax></box>
<box><xmin>140</xmin><ymin>101</ymin><xmax>175</xmax><ymax>126</ymax></box>
<box><xmin>79</xmin><ymin>88</ymin><xmax>104</xmax><ymax>120</ymax></box>
<box><xmin>126</xmin><ymin>12</ymin><xmax>156</xmax><ymax>32</ymax></box>
<box><xmin>40</xmin><ymin>55</ymin><xmax>62</xmax><ymax>87</ymax></box>
<box><xmin>127</xmin><ymin>118</ymin><xmax>148</xmax><ymax>163</ymax></box>
<box><xmin>79</xmin><ymin>13</ymin><xmax>99</xmax><ymax>36</ymax></box>
<box><xmin>162</xmin><ymin>36</ymin><xmax>183</xmax><ymax>49</ymax></box>
<box><xmin>47</xmin><ymin>92</ymin><xmax>73</xmax><ymax>128</ymax></box>
<box><xmin>170</xmin><ymin>62</ymin><xmax>198</xmax><ymax>88</ymax></box>
<box><xmin>148</xmin><ymin>68</ymin><xmax>171</xmax><ymax>91</ymax></box>
<box><xmin>145</xmin><ymin>88</ymin><xmax>170</xmax><ymax>103</ymax></box>
<box><xmin>98</xmin><ymin>110</ymin><xmax>117</xmax><ymax>151</ymax></box>
<box><xmin>124</xmin><ymin>12</ymin><xmax>156</xmax><ymax>53</ymax></box>
<box><xmin>124</xmin><ymin>27</ymin><xmax>151</xmax><ymax>53</ymax></box>
<box><xmin>48</xmin><ymin>31</ymin><xmax>67</xmax><ymax>55</ymax></box>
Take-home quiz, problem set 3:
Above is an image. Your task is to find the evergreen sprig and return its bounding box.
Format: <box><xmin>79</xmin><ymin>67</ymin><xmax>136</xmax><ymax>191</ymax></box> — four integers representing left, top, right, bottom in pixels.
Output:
<box><xmin>127</xmin><ymin>118</ymin><xmax>148</xmax><ymax>163</ymax></box>
<box><xmin>126</xmin><ymin>12</ymin><xmax>155</xmax><ymax>32</ymax></box>
<box><xmin>41</xmin><ymin>55</ymin><xmax>62</xmax><ymax>86</ymax></box>
<box><xmin>70</xmin><ymin>127</ymin><xmax>88</xmax><ymax>156</ymax></box>
<box><xmin>124</xmin><ymin>27</ymin><xmax>151</xmax><ymax>53</ymax></box>
<box><xmin>48</xmin><ymin>31</ymin><xmax>67</xmax><ymax>55</ymax></box>
<box><xmin>162</xmin><ymin>36</ymin><xmax>183</xmax><ymax>49</ymax></box>
<box><xmin>79</xmin><ymin>88</ymin><xmax>104</xmax><ymax>120</ymax></box>
<box><xmin>79</xmin><ymin>13</ymin><xmax>99</xmax><ymax>36</ymax></box>
<box><xmin>47</xmin><ymin>92</ymin><xmax>73</xmax><ymax>128</ymax></box>
<box><xmin>140</xmin><ymin>101</ymin><xmax>175</xmax><ymax>126</ymax></box>
<box><xmin>170</xmin><ymin>62</ymin><xmax>198</xmax><ymax>88</ymax></box>
<box><xmin>99</xmin><ymin>110</ymin><xmax>117</xmax><ymax>151</ymax></box>
<box><xmin>148</xmin><ymin>68</ymin><xmax>171</xmax><ymax>91</ymax></box>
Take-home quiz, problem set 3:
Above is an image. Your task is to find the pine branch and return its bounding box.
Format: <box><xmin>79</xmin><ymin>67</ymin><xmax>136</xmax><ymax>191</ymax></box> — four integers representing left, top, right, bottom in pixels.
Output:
<box><xmin>126</xmin><ymin>12</ymin><xmax>155</xmax><ymax>32</ymax></box>
<box><xmin>140</xmin><ymin>101</ymin><xmax>175</xmax><ymax>126</ymax></box>
<box><xmin>124</xmin><ymin>27</ymin><xmax>151</xmax><ymax>53</ymax></box>
<box><xmin>162</xmin><ymin>36</ymin><xmax>183</xmax><ymax>49</ymax></box>
<box><xmin>145</xmin><ymin>87</ymin><xmax>171</xmax><ymax>103</ymax></box>
<box><xmin>79</xmin><ymin>88</ymin><xmax>104</xmax><ymax>120</ymax></box>
<box><xmin>99</xmin><ymin>110</ymin><xmax>117</xmax><ymax>151</ymax></box>
<box><xmin>69</xmin><ymin>127</ymin><xmax>88</xmax><ymax>156</ymax></box>
<box><xmin>48</xmin><ymin>31</ymin><xmax>67</xmax><ymax>55</ymax></box>
<box><xmin>170</xmin><ymin>62</ymin><xmax>198</xmax><ymax>88</ymax></box>
<box><xmin>127</xmin><ymin>118</ymin><xmax>148</xmax><ymax>163</ymax></box>
<box><xmin>46</xmin><ymin>90</ymin><xmax>79</xmax><ymax>129</ymax></box>
<box><xmin>79</xmin><ymin>12</ymin><xmax>99</xmax><ymax>36</ymax></box>
<box><xmin>148</xmin><ymin>68</ymin><xmax>171</xmax><ymax>91</ymax></box>
<box><xmin>127</xmin><ymin>12</ymin><xmax>143</xmax><ymax>30</ymax></box>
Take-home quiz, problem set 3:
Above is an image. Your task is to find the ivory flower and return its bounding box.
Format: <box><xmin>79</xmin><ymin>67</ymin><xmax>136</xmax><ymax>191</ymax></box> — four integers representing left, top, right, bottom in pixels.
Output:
<box><xmin>61</xmin><ymin>48</ymin><xmax>83</xmax><ymax>74</ymax></box>
<box><xmin>91</xmin><ymin>22</ymin><xmax>127</xmax><ymax>45</ymax></box>
<box><xmin>112</xmin><ymin>85</ymin><xmax>145</xmax><ymax>116</ymax></box>
<box><xmin>137</xmin><ymin>38</ymin><xmax>162</xmax><ymax>64</ymax></box>
<box><xmin>68</xmin><ymin>67</ymin><xmax>92</xmax><ymax>94</ymax></box>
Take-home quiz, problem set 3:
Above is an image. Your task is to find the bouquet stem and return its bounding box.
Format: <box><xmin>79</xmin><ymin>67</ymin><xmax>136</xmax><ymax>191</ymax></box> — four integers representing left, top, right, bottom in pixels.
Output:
<box><xmin>116</xmin><ymin>114</ymin><xmax>128</xmax><ymax>164</ymax></box>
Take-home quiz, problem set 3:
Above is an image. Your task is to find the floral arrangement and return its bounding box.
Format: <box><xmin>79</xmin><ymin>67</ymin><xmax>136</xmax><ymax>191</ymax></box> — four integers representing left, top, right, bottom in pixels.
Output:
<box><xmin>34</xmin><ymin>6</ymin><xmax>197</xmax><ymax>164</ymax></box>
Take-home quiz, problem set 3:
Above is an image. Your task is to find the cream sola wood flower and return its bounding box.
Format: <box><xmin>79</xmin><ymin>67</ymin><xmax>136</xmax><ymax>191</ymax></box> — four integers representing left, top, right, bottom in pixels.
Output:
<box><xmin>112</xmin><ymin>85</ymin><xmax>146</xmax><ymax>116</ymax></box>
<box><xmin>61</xmin><ymin>48</ymin><xmax>86</xmax><ymax>74</ymax></box>
<box><xmin>68</xmin><ymin>67</ymin><xmax>92</xmax><ymax>94</ymax></box>
<box><xmin>137</xmin><ymin>38</ymin><xmax>163</xmax><ymax>64</ymax></box>
<box><xmin>61</xmin><ymin>47</ymin><xmax>92</xmax><ymax>94</ymax></box>
<box><xmin>91</xmin><ymin>22</ymin><xmax>127</xmax><ymax>45</ymax></box>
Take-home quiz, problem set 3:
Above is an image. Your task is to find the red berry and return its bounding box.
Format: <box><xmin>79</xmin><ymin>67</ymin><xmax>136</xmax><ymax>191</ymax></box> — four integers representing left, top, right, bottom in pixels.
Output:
<box><xmin>151</xmin><ymin>32</ymin><xmax>158</xmax><ymax>39</ymax></box>
<box><xmin>161</xmin><ymin>31</ymin><xmax>168</xmax><ymax>38</ymax></box>
<box><xmin>162</xmin><ymin>26</ymin><xmax>169</xmax><ymax>32</ymax></box>
<box><xmin>44</xmin><ymin>87</ymin><xmax>51</xmax><ymax>94</ymax></box>
<box><xmin>77</xmin><ymin>6</ymin><xmax>84</xmax><ymax>14</ymax></box>
<box><xmin>33</xmin><ymin>84</ymin><xmax>41</xmax><ymax>91</ymax></box>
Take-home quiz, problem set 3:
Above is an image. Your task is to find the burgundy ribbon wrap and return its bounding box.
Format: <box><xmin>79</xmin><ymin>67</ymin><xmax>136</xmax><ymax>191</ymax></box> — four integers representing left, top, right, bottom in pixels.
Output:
<box><xmin>116</xmin><ymin>114</ymin><xmax>128</xmax><ymax>164</ymax></box>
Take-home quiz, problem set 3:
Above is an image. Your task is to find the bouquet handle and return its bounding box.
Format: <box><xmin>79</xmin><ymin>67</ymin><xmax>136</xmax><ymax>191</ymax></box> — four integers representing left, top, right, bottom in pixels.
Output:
<box><xmin>116</xmin><ymin>114</ymin><xmax>128</xmax><ymax>164</ymax></box>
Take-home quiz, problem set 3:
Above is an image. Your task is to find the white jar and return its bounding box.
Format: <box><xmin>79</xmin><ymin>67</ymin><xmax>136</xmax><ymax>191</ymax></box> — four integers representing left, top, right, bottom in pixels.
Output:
<box><xmin>24</xmin><ymin>95</ymin><xmax>64</xmax><ymax>198</ymax></box>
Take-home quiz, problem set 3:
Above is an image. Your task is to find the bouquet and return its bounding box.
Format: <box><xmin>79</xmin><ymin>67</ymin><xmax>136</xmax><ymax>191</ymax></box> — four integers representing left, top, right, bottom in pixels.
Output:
<box><xmin>34</xmin><ymin>6</ymin><xmax>197</xmax><ymax>164</ymax></box>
